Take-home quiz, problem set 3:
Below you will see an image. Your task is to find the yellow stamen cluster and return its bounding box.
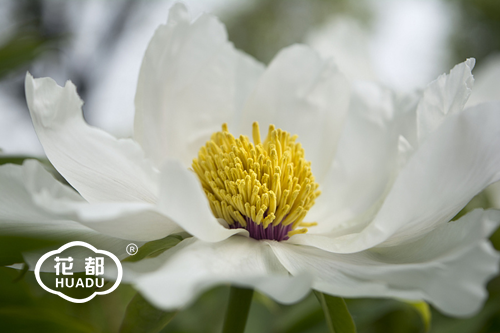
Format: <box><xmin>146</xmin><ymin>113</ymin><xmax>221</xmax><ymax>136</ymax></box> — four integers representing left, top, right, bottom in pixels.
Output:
<box><xmin>192</xmin><ymin>122</ymin><xmax>320</xmax><ymax>240</ymax></box>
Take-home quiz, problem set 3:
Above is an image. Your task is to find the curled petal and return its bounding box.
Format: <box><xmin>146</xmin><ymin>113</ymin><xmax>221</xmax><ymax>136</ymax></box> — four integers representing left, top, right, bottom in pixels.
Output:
<box><xmin>25</xmin><ymin>74</ymin><xmax>159</xmax><ymax>203</ymax></box>
<box><xmin>134</xmin><ymin>3</ymin><xmax>264</xmax><ymax>167</ymax></box>
<box><xmin>158</xmin><ymin>159</ymin><xmax>246</xmax><ymax>242</ymax></box>
<box><xmin>270</xmin><ymin>209</ymin><xmax>500</xmax><ymax>316</ymax></box>
<box><xmin>239</xmin><ymin>44</ymin><xmax>350</xmax><ymax>182</ymax></box>
<box><xmin>417</xmin><ymin>58</ymin><xmax>475</xmax><ymax>143</ymax></box>
<box><xmin>121</xmin><ymin>236</ymin><xmax>312</xmax><ymax>309</ymax></box>
<box><xmin>0</xmin><ymin>160</ymin><xmax>180</xmax><ymax>244</ymax></box>
<box><xmin>0</xmin><ymin>160</ymin><xmax>138</xmax><ymax>266</ymax></box>
<box><xmin>307</xmin><ymin>82</ymin><xmax>414</xmax><ymax>231</ymax></box>
<box><xmin>292</xmin><ymin>102</ymin><xmax>500</xmax><ymax>252</ymax></box>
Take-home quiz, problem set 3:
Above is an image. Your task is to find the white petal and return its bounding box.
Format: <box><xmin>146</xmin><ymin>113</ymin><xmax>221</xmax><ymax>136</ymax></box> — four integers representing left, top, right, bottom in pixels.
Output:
<box><xmin>122</xmin><ymin>236</ymin><xmax>312</xmax><ymax>309</ymax></box>
<box><xmin>1</xmin><ymin>160</ymin><xmax>180</xmax><ymax>243</ymax></box>
<box><xmin>310</xmin><ymin>60</ymin><xmax>475</xmax><ymax>232</ymax></box>
<box><xmin>239</xmin><ymin>45</ymin><xmax>350</xmax><ymax>182</ymax></box>
<box><xmin>292</xmin><ymin>102</ymin><xmax>500</xmax><ymax>252</ymax></box>
<box><xmin>270</xmin><ymin>209</ymin><xmax>500</xmax><ymax>317</ymax></box>
<box><xmin>378</xmin><ymin>101</ymin><xmax>500</xmax><ymax>246</ymax></box>
<box><xmin>25</xmin><ymin>74</ymin><xmax>159</xmax><ymax>203</ymax></box>
<box><xmin>134</xmin><ymin>3</ymin><xmax>264</xmax><ymax>167</ymax></box>
<box><xmin>1</xmin><ymin>160</ymin><xmax>84</xmax><ymax>238</ymax></box>
<box><xmin>158</xmin><ymin>159</ymin><xmax>246</xmax><ymax>242</ymax></box>
<box><xmin>417</xmin><ymin>58</ymin><xmax>475</xmax><ymax>143</ymax></box>
<box><xmin>307</xmin><ymin>82</ymin><xmax>411</xmax><ymax>232</ymax></box>
<box><xmin>37</xmin><ymin>200</ymin><xmax>182</xmax><ymax>242</ymax></box>
<box><xmin>0</xmin><ymin>161</ymin><xmax>138</xmax><ymax>265</ymax></box>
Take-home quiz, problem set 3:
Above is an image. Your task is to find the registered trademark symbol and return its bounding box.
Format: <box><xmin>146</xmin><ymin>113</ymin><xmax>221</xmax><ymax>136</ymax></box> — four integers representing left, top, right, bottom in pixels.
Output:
<box><xmin>126</xmin><ymin>243</ymin><xmax>138</xmax><ymax>256</ymax></box>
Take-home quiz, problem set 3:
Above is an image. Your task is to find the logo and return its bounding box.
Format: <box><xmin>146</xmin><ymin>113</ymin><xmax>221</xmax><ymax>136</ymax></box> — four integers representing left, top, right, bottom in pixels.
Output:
<box><xmin>126</xmin><ymin>243</ymin><xmax>138</xmax><ymax>256</ymax></box>
<box><xmin>35</xmin><ymin>241</ymin><xmax>123</xmax><ymax>303</ymax></box>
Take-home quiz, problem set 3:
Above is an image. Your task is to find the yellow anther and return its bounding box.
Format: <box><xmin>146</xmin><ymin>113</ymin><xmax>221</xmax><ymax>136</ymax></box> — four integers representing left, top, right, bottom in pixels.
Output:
<box><xmin>221</xmin><ymin>201</ymin><xmax>234</xmax><ymax>224</ymax></box>
<box><xmin>262</xmin><ymin>213</ymin><xmax>276</xmax><ymax>228</ymax></box>
<box><xmin>288</xmin><ymin>228</ymin><xmax>308</xmax><ymax>237</ymax></box>
<box><xmin>255</xmin><ymin>196</ymin><xmax>261</xmax><ymax>211</ymax></box>
<box><xmin>261</xmin><ymin>193</ymin><xmax>269</xmax><ymax>208</ymax></box>
<box><xmin>292</xmin><ymin>210</ymin><xmax>308</xmax><ymax>229</ymax></box>
<box><xmin>282</xmin><ymin>206</ymin><xmax>305</xmax><ymax>226</ymax></box>
<box><xmin>252</xmin><ymin>122</ymin><xmax>261</xmax><ymax>145</ymax></box>
<box><xmin>272</xmin><ymin>173</ymin><xmax>281</xmax><ymax>203</ymax></box>
<box><xmin>268</xmin><ymin>191</ymin><xmax>277</xmax><ymax>215</ymax></box>
<box><xmin>192</xmin><ymin>122</ymin><xmax>320</xmax><ymax>238</ymax></box>
<box><xmin>299</xmin><ymin>222</ymin><xmax>318</xmax><ymax>227</ymax></box>
<box><xmin>244</xmin><ymin>202</ymin><xmax>252</xmax><ymax>218</ymax></box>
<box><xmin>250</xmin><ymin>185</ymin><xmax>259</xmax><ymax>206</ymax></box>
<box><xmin>274</xmin><ymin>204</ymin><xmax>291</xmax><ymax>226</ymax></box>
<box><xmin>251</xmin><ymin>205</ymin><xmax>257</xmax><ymax>222</ymax></box>
<box><xmin>233</xmin><ymin>210</ymin><xmax>247</xmax><ymax>227</ymax></box>
<box><xmin>281</xmin><ymin>189</ymin><xmax>290</xmax><ymax>206</ymax></box>
<box><xmin>255</xmin><ymin>208</ymin><xmax>265</xmax><ymax>224</ymax></box>
<box><xmin>261</xmin><ymin>173</ymin><xmax>270</xmax><ymax>187</ymax></box>
<box><xmin>214</xmin><ymin>200</ymin><xmax>223</xmax><ymax>218</ymax></box>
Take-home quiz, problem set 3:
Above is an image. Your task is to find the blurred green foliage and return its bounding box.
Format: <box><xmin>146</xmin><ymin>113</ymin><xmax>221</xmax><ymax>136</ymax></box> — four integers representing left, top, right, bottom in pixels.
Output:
<box><xmin>314</xmin><ymin>291</ymin><xmax>356</xmax><ymax>333</ymax></box>
<box><xmin>0</xmin><ymin>1</ymin><xmax>64</xmax><ymax>79</ymax></box>
<box><xmin>0</xmin><ymin>235</ymin><xmax>59</xmax><ymax>266</ymax></box>
<box><xmin>223</xmin><ymin>0</ymin><xmax>370</xmax><ymax>64</ymax></box>
<box><xmin>0</xmin><ymin>266</ymin><xmax>136</xmax><ymax>333</ymax></box>
<box><xmin>120</xmin><ymin>293</ymin><xmax>177</xmax><ymax>333</ymax></box>
<box><xmin>4</xmin><ymin>269</ymin><xmax>500</xmax><ymax>333</ymax></box>
<box><xmin>0</xmin><ymin>30</ymin><xmax>58</xmax><ymax>78</ymax></box>
<box><xmin>450</xmin><ymin>0</ymin><xmax>500</xmax><ymax>65</ymax></box>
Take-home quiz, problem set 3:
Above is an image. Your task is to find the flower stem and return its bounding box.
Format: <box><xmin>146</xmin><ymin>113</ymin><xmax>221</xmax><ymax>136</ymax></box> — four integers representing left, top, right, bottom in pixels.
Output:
<box><xmin>221</xmin><ymin>286</ymin><xmax>254</xmax><ymax>333</ymax></box>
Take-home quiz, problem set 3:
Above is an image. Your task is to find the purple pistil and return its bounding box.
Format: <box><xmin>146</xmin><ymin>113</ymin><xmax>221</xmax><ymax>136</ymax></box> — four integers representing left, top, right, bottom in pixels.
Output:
<box><xmin>229</xmin><ymin>216</ymin><xmax>294</xmax><ymax>241</ymax></box>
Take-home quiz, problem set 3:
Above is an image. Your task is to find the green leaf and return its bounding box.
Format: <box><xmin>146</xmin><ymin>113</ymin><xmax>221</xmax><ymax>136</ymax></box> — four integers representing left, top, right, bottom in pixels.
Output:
<box><xmin>222</xmin><ymin>286</ymin><xmax>254</xmax><ymax>333</ymax></box>
<box><xmin>122</xmin><ymin>234</ymin><xmax>185</xmax><ymax>263</ymax></box>
<box><xmin>282</xmin><ymin>307</ymin><xmax>325</xmax><ymax>333</ymax></box>
<box><xmin>0</xmin><ymin>306</ymin><xmax>95</xmax><ymax>333</ymax></box>
<box><xmin>12</xmin><ymin>263</ymin><xmax>29</xmax><ymax>283</ymax></box>
<box><xmin>0</xmin><ymin>235</ymin><xmax>61</xmax><ymax>266</ymax></box>
<box><xmin>314</xmin><ymin>291</ymin><xmax>356</xmax><ymax>333</ymax></box>
<box><xmin>452</xmin><ymin>190</ymin><xmax>492</xmax><ymax>221</ymax></box>
<box><xmin>405</xmin><ymin>300</ymin><xmax>431</xmax><ymax>332</ymax></box>
<box><xmin>119</xmin><ymin>292</ymin><xmax>177</xmax><ymax>333</ymax></box>
<box><xmin>0</xmin><ymin>30</ymin><xmax>63</xmax><ymax>78</ymax></box>
<box><xmin>0</xmin><ymin>155</ymin><xmax>41</xmax><ymax>166</ymax></box>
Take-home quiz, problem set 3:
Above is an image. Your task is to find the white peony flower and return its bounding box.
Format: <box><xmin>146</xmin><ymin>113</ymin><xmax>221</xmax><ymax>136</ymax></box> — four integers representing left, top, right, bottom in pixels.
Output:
<box><xmin>3</xmin><ymin>3</ymin><xmax>500</xmax><ymax>317</ymax></box>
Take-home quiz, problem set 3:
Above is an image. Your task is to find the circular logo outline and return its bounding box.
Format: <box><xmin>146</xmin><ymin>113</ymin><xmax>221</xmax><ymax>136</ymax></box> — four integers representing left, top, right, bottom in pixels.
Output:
<box><xmin>34</xmin><ymin>241</ymin><xmax>123</xmax><ymax>303</ymax></box>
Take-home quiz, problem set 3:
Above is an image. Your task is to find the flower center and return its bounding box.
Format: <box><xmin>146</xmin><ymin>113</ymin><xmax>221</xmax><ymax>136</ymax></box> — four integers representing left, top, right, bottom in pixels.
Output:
<box><xmin>192</xmin><ymin>122</ymin><xmax>320</xmax><ymax>241</ymax></box>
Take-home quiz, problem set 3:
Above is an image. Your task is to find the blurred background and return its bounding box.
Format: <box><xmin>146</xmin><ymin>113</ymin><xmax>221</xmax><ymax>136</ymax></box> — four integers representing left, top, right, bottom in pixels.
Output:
<box><xmin>1</xmin><ymin>0</ymin><xmax>500</xmax><ymax>332</ymax></box>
